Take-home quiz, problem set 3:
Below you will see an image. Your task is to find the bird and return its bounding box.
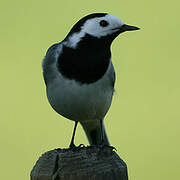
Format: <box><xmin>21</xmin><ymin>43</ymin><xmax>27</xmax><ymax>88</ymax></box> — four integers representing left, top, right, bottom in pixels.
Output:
<box><xmin>42</xmin><ymin>13</ymin><xmax>139</xmax><ymax>149</ymax></box>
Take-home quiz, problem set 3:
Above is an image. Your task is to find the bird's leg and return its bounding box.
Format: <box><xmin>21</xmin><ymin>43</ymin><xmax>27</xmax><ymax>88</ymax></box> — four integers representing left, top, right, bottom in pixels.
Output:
<box><xmin>100</xmin><ymin>119</ymin><xmax>105</xmax><ymax>146</ymax></box>
<box><xmin>69</xmin><ymin>121</ymin><xmax>85</xmax><ymax>150</ymax></box>
<box><xmin>69</xmin><ymin>121</ymin><xmax>78</xmax><ymax>148</ymax></box>
<box><xmin>100</xmin><ymin>119</ymin><xmax>116</xmax><ymax>150</ymax></box>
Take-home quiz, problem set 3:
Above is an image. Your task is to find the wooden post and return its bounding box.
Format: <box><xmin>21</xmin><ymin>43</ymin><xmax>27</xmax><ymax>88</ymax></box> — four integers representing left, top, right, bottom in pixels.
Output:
<box><xmin>31</xmin><ymin>146</ymin><xmax>128</xmax><ymax>180</ymax></box>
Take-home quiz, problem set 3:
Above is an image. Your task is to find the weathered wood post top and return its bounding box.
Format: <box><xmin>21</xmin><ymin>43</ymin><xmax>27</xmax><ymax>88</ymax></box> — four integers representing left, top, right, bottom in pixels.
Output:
<box><xmin>31</xmin><ymin>146</ymin><xmax>128</xmax><ymax>180</ymax></box>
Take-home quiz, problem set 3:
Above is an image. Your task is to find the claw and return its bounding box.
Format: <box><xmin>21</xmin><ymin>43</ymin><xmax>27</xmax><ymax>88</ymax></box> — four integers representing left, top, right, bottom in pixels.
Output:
<box><xmin>88</xmin><ymin>144</ymin><xmax>116</xmax><ymax>151</ymax></box>
<box><xmin>99</xmin><ymin>138</ymin><xmax>117</xmax><ymax>151</ymax></box>
<box><xmin>101</xmin><ymin>144</ymin><xmax>117</xmax><ymax>151</ymax></box>
<box><xmin>69</xmin><ymin>143</ymin><xmax>85</xmax><ymax>151</ymax></box>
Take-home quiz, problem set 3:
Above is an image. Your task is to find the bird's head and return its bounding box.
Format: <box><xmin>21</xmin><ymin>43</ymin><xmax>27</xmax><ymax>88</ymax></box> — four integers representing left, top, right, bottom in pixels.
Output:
<box><xmin>64</xmin><ymin>13</ymin><xmax>139</xmax><ymax>49</ymax></box>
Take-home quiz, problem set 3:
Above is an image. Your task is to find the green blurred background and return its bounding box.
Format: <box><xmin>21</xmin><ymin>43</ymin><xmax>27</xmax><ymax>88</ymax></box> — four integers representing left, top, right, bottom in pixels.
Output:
<box><xmin>0</xmin><ymin>0</ymin><xmax>180</xmax><ymax>179</ymax></box>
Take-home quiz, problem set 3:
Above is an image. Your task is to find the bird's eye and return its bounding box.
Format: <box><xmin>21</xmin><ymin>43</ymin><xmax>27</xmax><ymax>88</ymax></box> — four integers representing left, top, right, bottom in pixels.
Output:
<box><xmin>99</xmin><ymin>20</ymin><xmax>109</xmax><ymax>27</ymax></box>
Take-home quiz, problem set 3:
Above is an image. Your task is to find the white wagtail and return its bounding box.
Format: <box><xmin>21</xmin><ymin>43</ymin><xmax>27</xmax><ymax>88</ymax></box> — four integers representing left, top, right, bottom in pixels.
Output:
<box><xmin>42</xmin><ymin>13</ymin><xmax>139</xmax><ymax>148</ymax></box>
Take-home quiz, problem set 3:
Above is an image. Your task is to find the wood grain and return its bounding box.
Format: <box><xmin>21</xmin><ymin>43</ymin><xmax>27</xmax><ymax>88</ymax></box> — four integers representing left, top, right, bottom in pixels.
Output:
<box><xmin>31</xmin><ymin>146</ymin><xmax>128</xmax><ymax>180</ymax></box>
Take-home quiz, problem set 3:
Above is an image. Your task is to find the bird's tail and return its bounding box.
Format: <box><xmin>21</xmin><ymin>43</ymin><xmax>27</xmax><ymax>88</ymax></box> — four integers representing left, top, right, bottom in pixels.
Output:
<box><xmin>80</xmin><ymin>119</ymin><xmax>110</xmax><ymax>146</ymax></box>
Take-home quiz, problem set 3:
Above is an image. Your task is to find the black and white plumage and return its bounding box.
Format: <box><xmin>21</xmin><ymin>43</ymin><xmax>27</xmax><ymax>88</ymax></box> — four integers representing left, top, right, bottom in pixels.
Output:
<box><xmin>42</xmin><ymin>13</ymin><xmax>139</xmax><ymax>147</ymax></box>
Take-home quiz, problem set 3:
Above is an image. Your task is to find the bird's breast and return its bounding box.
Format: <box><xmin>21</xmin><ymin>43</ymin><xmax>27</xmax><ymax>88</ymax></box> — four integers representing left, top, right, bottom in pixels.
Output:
<box><xmin>46</xmin><ymin>64</ymin><xmax>114</xmax><ymax>122</ymax></box>
<box><xmin>57</xmin><ymin>45</ymin><xmax>111</xmax><ymax>84</ymax></box>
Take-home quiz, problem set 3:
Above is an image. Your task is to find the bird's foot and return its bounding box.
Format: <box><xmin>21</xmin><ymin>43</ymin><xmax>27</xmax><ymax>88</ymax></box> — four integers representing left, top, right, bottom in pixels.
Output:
<box><xmin>89</xmin><ymin>143</ymin><xmax>116</xmax><ymax>151</ymax></box>
<box><xmin>100</xmin><ymin>144</ymin><xmax>117</xmax><ymax>151</ymax></box>
<box><xmin>99</xmin><ymin>140</ymin><xmax>117</xmax><ymax>150</ymax></box>
<box><xmin>69</xmin><ymin>143</ymin><xmax>85</xmax><ymax>151</ymax></box>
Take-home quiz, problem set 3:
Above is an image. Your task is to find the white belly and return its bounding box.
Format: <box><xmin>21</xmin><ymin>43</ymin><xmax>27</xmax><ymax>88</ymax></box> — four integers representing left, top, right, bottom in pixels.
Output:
<box><xmin>47</xmin><ymin>78</ymin><xmax>113</xmax><ymax>122</ymax></box>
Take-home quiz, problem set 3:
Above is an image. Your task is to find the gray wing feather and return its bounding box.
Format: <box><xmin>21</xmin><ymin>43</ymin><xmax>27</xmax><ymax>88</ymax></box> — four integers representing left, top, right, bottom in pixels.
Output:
<box><xmin>111</xmin><ymin>69</ymin><xmax>116</xmax><ymax>88</ymax></box>
<box><xmin>109</xmin><ymin>62</ymin><xmax>116</xmax><ymax>91</ymax></box>
<box><xmin>42</xmin><ymin>43</ymin><xmax>61</xmax><ymax>86</ymax></box>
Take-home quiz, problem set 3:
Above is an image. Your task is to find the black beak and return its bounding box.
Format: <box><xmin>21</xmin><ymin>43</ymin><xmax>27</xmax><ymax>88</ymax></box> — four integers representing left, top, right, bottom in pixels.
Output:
<box><xmin>106</xmin><ymin>24</ymin><xmax>140</xmax><ymax>44</ymax></box>
<box><xmin>120</xmin><ymin>24</ymin><xmax>140</xmax><ymax>32</ymax></box>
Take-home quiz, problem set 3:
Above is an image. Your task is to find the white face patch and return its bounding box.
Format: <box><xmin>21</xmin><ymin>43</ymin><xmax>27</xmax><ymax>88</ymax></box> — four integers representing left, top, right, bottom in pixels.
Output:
<box><xmin>64</xmin><ymin>14</ymin><xmax>124</xmax><ymax>49</ymax></box>
<box><xmin>82</xmin><ymin>14</ymin><xmax>124</xmax><ymax>37</ymax></box>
